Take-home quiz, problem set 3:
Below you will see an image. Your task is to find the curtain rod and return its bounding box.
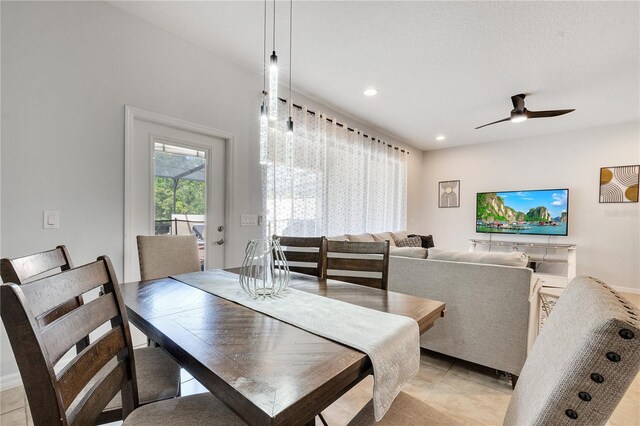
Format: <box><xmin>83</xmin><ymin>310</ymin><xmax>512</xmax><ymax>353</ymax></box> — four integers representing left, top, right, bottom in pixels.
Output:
<box><xmin>261</xmin><ymin>91</ymin><xmax>409</xmax><ymax>154</ymax></box>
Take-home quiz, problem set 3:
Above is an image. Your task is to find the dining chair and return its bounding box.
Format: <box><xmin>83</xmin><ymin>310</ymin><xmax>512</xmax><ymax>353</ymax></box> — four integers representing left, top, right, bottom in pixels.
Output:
<box><xmin>273</xmin><ymin>235</ymin><xmax>330</xmax><ymax>426</ymax></box>
<box><xmin>324</xmin><ymin>240</ymin><xmax>390</xmax><ymax>290</ymax></box>
<box><xmin>0</xmin><ymin>247</ymin><xmax>182</xmax><ymax>424</ymax></box>
<box><xmin>348</xmin><ymin>276</ymin><xmax>640</xmax><ymax>425</ymax></box>
<box><xmin>136</xmin><ymin>235</ymin><xmax>201</xmax><ymax>281</ymax></box>
<box><xmin>273</xmin><ymin>235</ymin><xmax>327</xmax><ymax>277</ymax></box>
<box><xmin>0</xmin><ymin>256</ymin><xmax>244</xmax><ymax>426</ymax></box>
<box><xmin>0</xmin><ymin>245</ymin><xmax>89</xmax><ymax>352</ymax></box>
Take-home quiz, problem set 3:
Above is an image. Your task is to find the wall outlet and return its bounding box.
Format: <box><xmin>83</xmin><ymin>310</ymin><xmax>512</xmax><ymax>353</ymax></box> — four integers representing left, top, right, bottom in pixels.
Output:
<box><xmin>44</xmin><ymin>211</ymin><xmax>59</xmax><ymax>229</ymax></box>
<box><xmin>240</xmin><ymin>214</ymin><xmax>259</xmax><ymax>226</ymax></box>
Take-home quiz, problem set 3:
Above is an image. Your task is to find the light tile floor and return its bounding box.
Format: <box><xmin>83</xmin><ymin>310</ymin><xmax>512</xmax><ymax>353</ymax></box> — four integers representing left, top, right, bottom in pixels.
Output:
<box><xmin>2</xmin><ymin>294</ymin><xmax>639</xmax><ymax>426</ymax></box>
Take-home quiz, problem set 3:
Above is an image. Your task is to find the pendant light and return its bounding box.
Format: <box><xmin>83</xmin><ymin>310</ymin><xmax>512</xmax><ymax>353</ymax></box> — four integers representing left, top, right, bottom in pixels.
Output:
<box><xmin>259</xmin><ymin>0</ymin><xmax>269</xmax><ymax>165</ymax></box>
<box><xmin>268</xmin><ymin>0</ymin><xmax>278</xmax><ymax>121</ymax></box>
<box><xmin>260</xmin><ymin>102</ymin><xmax>268</xmax><ymax>165</ymax></box>
<box><xmin>285</xmin><ymin>0</ymin><xmax>294</xmax><ymax>141</ymax></box>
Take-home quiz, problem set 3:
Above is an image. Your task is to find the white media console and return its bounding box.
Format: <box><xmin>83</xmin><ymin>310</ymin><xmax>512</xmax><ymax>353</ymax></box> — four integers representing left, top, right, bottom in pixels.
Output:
<box><xmin>468</xmin><ymin>238</ymin><xmax>577</xmax><ymax>288</ymax></box>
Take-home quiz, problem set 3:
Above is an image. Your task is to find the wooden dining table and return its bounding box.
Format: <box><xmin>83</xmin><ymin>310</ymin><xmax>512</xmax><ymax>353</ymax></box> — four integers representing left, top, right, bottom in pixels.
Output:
<box><xmin>120</xmin><ymin>270</ymin><xmax>445</xmax><ymax>426</ymax></box>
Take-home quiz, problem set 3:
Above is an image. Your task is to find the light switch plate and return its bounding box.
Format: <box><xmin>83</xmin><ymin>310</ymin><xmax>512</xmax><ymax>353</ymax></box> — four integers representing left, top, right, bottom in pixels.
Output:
<box><xmin>240</xmin><ymin>214</ymin><xmax>259</xmax><ymax>226</ymax></box>
<box><xmin>44</xmin><ymin>211</ymin><xmax>59</xmax><ymax>229</ymax></box>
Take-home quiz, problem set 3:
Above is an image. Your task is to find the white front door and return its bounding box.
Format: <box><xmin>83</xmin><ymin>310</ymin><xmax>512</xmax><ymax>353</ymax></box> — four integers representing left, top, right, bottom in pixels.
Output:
<box><xmin>124</xmin><ymin>107</ymin><xmax>229</xmax><ymax>282</ymax></box>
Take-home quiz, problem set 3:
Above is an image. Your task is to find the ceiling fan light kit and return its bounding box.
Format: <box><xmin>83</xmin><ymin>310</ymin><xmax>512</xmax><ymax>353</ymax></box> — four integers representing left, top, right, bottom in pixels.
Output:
<box><xmin>476</xmin><ymin>93</ymin><xmax>575</xmax><ymax>129</ymax></box>
<box><xmin>510</xmin><ymin>110</ymin><xmax>527</xmax><ymax>123</ymax></box>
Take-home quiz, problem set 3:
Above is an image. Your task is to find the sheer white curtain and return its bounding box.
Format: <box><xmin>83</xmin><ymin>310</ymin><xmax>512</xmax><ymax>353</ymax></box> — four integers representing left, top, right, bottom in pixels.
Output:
<box><xmin>262</xmin><ymin>102</ymin><xmax>407</xmax><ymax>237</ymax></box>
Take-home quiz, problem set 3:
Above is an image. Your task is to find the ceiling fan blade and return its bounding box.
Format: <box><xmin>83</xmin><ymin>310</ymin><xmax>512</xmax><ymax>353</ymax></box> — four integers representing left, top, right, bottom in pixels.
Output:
<box><xmin>526</xmin><ymin>109</ymin><xmax>575</xmax><ymax>119</ymax></box>
<box><xmin>511</xmin><ymin>94</ymin><xmax>526</xmax><ymax>110</ymax></box>
<box><xmin>475</xmin><ymin>117</ymin><xmax>510</xmax><ymax>129</ymax></box>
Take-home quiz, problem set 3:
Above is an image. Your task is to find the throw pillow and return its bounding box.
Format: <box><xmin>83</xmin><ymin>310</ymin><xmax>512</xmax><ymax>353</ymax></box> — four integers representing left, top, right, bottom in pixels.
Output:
<box><xmin>394</xmin><ymin>236</ymin><xmax>422</xmax><ymax>248</ymax></box>
<box><xmin>408</xmin><ymin>234</ymin><xmax>435</xmax><ymax>249</ymax></box>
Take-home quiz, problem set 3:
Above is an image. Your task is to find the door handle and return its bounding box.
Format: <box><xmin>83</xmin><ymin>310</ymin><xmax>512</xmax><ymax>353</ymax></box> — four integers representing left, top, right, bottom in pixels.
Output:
<box><xmin>214</xmin><ymin>238</ymin><xmax>225</xmax><ymax>245</ymax></box>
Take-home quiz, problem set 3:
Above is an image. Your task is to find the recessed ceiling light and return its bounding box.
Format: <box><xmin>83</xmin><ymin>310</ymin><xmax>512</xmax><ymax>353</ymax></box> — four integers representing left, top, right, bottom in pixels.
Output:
<box><xmin>364</xmin><ymin>88</ymin><xmax>378</xmax><ymax>96</ymax></box>
<box><xmin>436</xmin><ymin>135</ymin><xmax>446</xmax><ymax>141</ymax></box>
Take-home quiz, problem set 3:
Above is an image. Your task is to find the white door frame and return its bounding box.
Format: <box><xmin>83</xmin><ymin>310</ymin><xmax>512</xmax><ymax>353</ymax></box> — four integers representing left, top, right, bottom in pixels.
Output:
<box><xmin>124</xmin><ymin>105</ymin><xmax>235</xmax><ymax>281</ymax></box>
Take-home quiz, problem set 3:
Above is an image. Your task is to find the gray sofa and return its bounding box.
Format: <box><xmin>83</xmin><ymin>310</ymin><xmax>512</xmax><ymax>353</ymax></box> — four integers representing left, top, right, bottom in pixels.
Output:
<box><xmin>388</xmin><ymin>252</ymin><xmax>533</xmax><ymax>378</ymax></box>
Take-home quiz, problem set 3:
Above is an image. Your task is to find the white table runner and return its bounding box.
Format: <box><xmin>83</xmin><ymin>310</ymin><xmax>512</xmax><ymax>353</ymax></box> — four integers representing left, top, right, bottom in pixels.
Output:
<box><xmin>172</xmin><ymin>270</ymin><xmax>420</xmax><ymax>421</ymax></box>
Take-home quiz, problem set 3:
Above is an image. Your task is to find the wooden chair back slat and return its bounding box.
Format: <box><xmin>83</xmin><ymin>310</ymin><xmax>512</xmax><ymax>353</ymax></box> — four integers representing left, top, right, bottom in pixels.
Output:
<box><xmin>324</xmin><ymin>241</ymin><xmax>390</xmax><ymax>290</ymax></box>
<box><xmin>279</xmin><ymin>251</ymin><xmax>322</xmax><ymax>263</ymax></box>
<box><xmin>0</xmin><ymin>256</ymin><xmax>139</xmax><ymax>426</ymax></box>
<box><xmin>277</xmin><ymin>236</ymin><xmax>325</xmax><ymax>248</ymax></box>
<box><xmin>41</xmin><ymin>292</ymin><xmax>118</xmax><ymax>365</ymax></box>
<box><xmin>20</xmin><ymin>261</ymin><xmax>109</xmax><ymax>319</ymax></box>
<box><xmin>1</xmin><ymin>245</ymin><xmax>73</xmax><ymax>284</ymax></box>
<box><xmin>39</xmin><ymin>299</ymin><xmax>82</xmax><ymax>327</ymax></box>
<box><xmin>327</xmin><ymin>257</ymin><xmax>385</xmax><ymax>273</ymax></box>
<box><xmin>326</xmin><ymin>241</ymin><xmax>388</xmax><ymax>254</ymax></box>
<box><xmin>57</xmin><ymin>327</ymin><xmax>127</xmax><ymax>409</ymax></box>
<box><xmin>68</xmin><ymin>361</ymin><xmax>130</xmax><ymax>426</ymax></box>
<box><xmin>274</xmin><ymin>236</ymin><xmax>326</xmax><ymax>278</ymax></box>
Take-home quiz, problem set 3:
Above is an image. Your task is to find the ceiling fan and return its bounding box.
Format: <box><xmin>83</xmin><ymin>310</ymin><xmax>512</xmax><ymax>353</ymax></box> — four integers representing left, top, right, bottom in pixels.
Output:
<box><xmin>475</xmin><ymin>94</ymin><xmax>575</xmax><ymax>129</ymax></box>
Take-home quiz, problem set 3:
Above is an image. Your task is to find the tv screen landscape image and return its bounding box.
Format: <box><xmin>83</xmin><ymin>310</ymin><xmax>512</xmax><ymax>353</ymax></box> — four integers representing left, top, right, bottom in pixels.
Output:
<box><xmin>476</xmin><ymin>189</ymin><xmax>569</xmax><ymax>236</ymax></box>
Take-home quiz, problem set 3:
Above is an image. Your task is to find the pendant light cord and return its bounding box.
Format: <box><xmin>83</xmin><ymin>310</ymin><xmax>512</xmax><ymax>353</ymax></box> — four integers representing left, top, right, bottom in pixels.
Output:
<box><xmin>263</xmin><ymin>0</ymin><xmax>267</xmax><ymax>92</ymax></box>
<box><xmin>272</xmin><ymin>0</ymin><xmax>277</xmax><ymax>234</ymax></box>
<box><xmin>289</xmin><ymin>0</ymin><xmax>293</xmax><ymax>116</ymax></box>
<box><xmin>272</xmin><ymin>0</ymin><xmax>276</xmax><ymax>50</ymax></box>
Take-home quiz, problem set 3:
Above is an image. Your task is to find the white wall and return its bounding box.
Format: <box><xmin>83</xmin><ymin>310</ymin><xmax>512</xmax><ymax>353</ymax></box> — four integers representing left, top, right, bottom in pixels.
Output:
<box><xmin>417</xmin><ymin>121</ymin><xmax>640</xmax><ymax>292</ymax></box>
<box><xmin>0</xmin><ymin>1</ymin><xmax>421</xmax><ymax>384</ymax></box>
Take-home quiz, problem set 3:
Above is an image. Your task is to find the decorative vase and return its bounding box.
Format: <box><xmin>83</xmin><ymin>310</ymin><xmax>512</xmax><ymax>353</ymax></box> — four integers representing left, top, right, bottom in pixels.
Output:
<box><xmin>239</xmin><ymin>238</ymin><xmax>290</xmax><ymax>298</ymax></box>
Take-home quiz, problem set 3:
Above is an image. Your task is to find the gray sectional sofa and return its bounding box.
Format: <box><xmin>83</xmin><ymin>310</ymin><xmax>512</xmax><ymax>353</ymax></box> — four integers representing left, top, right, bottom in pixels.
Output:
<box><xmin>389</xmin><ymin>250</ymin><xmax>533</xmax><ymax>379</ymax></box>
<box><xmin>327</xmin><ymin>231</ymin><xmax>534</xmax><ymax>378</ymax></box>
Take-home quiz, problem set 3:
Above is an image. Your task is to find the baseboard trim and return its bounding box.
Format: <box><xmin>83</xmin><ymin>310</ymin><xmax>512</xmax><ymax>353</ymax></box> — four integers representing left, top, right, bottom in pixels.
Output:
<box><xmin>0</xmin><ymin>372</ymin><xmax>22</xmax><ymax>391</ymax></box>
<box><xmin>612</xmin><ymin>285</ymin><xmax>640</xmax><ymax>295</ymax></box>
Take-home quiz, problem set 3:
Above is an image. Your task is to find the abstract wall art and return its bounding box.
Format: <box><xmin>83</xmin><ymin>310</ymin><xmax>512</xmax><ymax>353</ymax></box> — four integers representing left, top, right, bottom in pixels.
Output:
<box><xmin>599</xmin><ymin>165</ymin><xmax>639</xmax><ymax>203</ymax></box>
<box><xmin>439</xmin><ymin>180</ymin><xmax>460</xmax><ymax>208</ymax></box>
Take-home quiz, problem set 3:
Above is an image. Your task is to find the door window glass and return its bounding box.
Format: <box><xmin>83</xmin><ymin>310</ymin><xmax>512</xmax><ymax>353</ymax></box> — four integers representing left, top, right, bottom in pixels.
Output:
<box><xmin>153</xmin><ymin>142</ymin><xmax>207</xmax><ymax>269</ymax></box>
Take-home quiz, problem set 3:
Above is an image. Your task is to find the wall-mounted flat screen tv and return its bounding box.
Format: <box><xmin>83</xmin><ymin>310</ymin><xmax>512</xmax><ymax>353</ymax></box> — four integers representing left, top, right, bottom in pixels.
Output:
<box><xmin>476</xmin><ymin>189</ymin><xmax>569</xmax><ymax>236</ymax></box>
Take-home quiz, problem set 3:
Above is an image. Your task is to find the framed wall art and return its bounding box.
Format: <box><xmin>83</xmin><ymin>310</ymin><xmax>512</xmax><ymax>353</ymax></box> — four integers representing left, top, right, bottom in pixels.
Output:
<box><xmin>439</xmin><ymin>180</ymin><xmax>460</xmax><ymax>208</ymax></box>
<box><xmin>599</xmin><ymin>165</ymin><xmax>639</xmax><ymax>203</ymax></box>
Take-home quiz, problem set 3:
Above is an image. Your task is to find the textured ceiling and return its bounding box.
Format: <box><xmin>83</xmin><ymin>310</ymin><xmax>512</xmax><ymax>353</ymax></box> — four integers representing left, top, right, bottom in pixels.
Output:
<box><xmin>110</xmin><ymin>1</ymin><xmax>639</xmax><ymax>151</ymax></box>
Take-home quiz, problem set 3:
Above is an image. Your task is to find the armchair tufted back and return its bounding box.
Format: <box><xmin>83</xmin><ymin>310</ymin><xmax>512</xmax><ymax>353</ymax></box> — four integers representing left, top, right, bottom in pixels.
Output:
<box><xmin>504</xmin><ymin>276</ymin><xmax>639</xmax><ymax>425</ymax></box>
